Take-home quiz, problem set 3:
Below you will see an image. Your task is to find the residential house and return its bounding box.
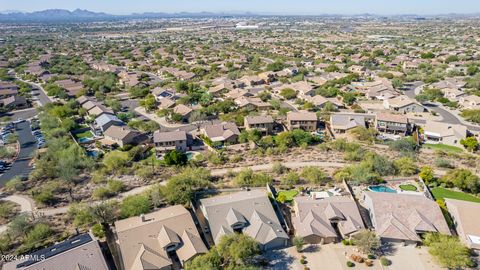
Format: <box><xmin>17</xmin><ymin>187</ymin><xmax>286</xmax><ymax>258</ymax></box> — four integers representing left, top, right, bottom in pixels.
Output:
<box><xmin>95</xmin><ymin>114</ymin><xmax>123</xmax><ymax>132</ymax></box>
<box><xmin>244</xmin><ymin>115</ymin><xmax>275</xmax><ymax>135</ymax></box>
<box><xmin>114</xmin><ymin>205</ymin><xmax>208</xmax><ymax>270</ymax></box>
<box><xmin>431</xmin><ymin>78</ymin><xmax>466</xmax><ymax>91</ymax></box>
<box><xmin>363</xmin><ymin>191</ymin><xmax>450</xmax><ymax>244</ymax></box>
<box><xmin>292</xmin><ymin>196</ymin><xmax>365</xmax><ymax>244</ymax></box>
<box><xmin>239</xmin><ymin>75</ymin><xmax>265</xmax><ymax>88</ymax></box>
<box><xmin>225</xmin><ymin>88</ymin><xmax>253</xmax><ymax>100</ymax></box>
<box><xmin>3</xmin><ymin>233</ymin><xmax>109</xmax><ymax>270</ymax></box>
<box><xmin>81</xmin><ymin>100</ymin><xmax>97</xmax><ymax>111</ymax></box>
<box><xmin>208</xmin><ymin>82</ymin><xmax>233</xmax><ymax>96</ymax></box>
<box><xmin>158</xmin><ymin>98</ymin><xmax>176</xmax><ymax>109</ymax></box>
<box><xmin>304</xmin><ymin>95</ymin><xmax>344</xmax><ymax>110</ymax></box>
<box><xmin>201</xmin><ymin>122</ymin><xmax>240</xmax><ymax>144</ymax></box>
<box><xmin>154</xmin><ymin>130</ymin><xmax>188</xmax><ymax>153</ymax></box>
<box><xmin>55</xmin><ymin>79</ymin><xmax>84</xmax><ymax>97</ymax></box>
<box><xmin>119</xmin><ymin>71</ymin><xmax>141</xmax><ymax>87</ymax></box>
<box><xmin>76</xmin><ymin>95</ymin><xmax>90</xmax><ymax>106</ymax></box>
<box><xmin>445</xmin><ymin>199</ymin><xmax>480</xmax><ymax>250</ymax></box>
<box><xmin>349</xmin><ymin>65</ymin><xmax>367</xmax><ymax>74</ymax></box>
<box><xmin>103</xmin><ymin>125</ymin><xmax>143</xmax><ymax>147</ymax></box>
<box><xmin>0</xmin><ymin>82</ymin><xmax>19</xmax><ymax>99</ymax></box>
<box><xmin>1</xmin><ymin>95</ymin><xmax>28</xmax><ymax>109</ymax></box>
<box><xmin>329</xmin><ymin>113</ymin><xmax>375</xmax><ymax>134</ymax></box>
<box><xmin>286</xmin><ymin>111</ymin><xmax>318</xmax><ymax>131</ymax></box>
<box><xmin>383</xmin><ymin>96</ymin><xmax>425</xmax><ymax>113</ymax></box>
<box><xmin>173</xmin><ymin>104</ymin><xmax>193</xmax><ymax>122</ymax></box>
<box><xmin>286</xmin><ymin>81</ymin><xmax>315</xmax><ymax>97</ymax></box>
<box><xmin>87</xmin><ymin>104</ymin><xmax>114</xmax><ymax>117</ymax></box>
<box><xmin>199</xmin><ymin>190</ymin><xmax>289</xmax><ymax>250</ymax></box>
<box><xmin>375</xmin><ymin>113</ymin><xmax>410</xmax><ymax>135</ymax></box>
<box><xmin>235</xmin><ymin>96</ymin><xmax>271</xmax><ymax>110</ymax></box>
<box><xmin>459</xmin><ymin>95</ymin><xmax>480</xmax><ymax>110</ymax></box>
<box><xmin>258</xmin><ymin>71</ymin><xmax>277</xmax><ymax>83</ymax></box>
<box><xmin>423</xmin><ymin>120</ymin><xmax>467</xmax><ymax>147</ymax></box>
<box><xmin>443</xmin><ymin>88</ymin><xmax>465</xmax><ymax>102</ymax></box>
<box><xmin>366</xmin><ymin>85</ymin><xmax>399</xmax><ymax>100</ymax></box>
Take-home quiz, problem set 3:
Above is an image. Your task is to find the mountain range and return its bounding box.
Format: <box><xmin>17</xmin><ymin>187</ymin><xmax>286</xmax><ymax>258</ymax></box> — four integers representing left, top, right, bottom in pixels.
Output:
<box><xmin>0</xmin><ymin>9</ymin><xmax>257</xmax><ymax>22</ymax></box>
<box><xmin>0</xmin><ymin>9</ymin><xmax>479</xmax><ymax>22</ymax></box>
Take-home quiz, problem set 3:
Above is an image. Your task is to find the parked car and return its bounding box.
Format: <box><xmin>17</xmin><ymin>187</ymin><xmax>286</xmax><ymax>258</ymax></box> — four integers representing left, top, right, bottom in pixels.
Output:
<box><xmin>13</xmin><ymin>118</ymin><xmax>24</xmax><ymax>124</ymax></box>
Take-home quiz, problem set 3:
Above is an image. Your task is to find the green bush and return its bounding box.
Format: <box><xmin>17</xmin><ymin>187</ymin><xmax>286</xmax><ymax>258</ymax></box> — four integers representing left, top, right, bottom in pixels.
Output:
<box><xmin>92</xmin><ymin>187</ymin><xmax>113</xmax><ymax>200</ymax></box>
<box><xmin>24</xmin><ymin>223</ymin><xmax>54</xmax><ymax>249</ymax></box>
<box><xmin>120</xmin><ymin>195</ymin><xmax>151</xmax><ymax>218</ymax></box>
<box><xmin>342</xmin><ymin>239</ymin><xmax>352</xmax><ymax>245</ymax></box>
<box><xmin>346</xmin><ymin>261</ymin><xmax>355</xmax><ymax>267</ymax></box>
<box><xmin>92</xmin><ymin>223</ymin><xmax>105</xmax><ymax>238</ymax></box>
<box><xmin>380</xmin><ymin>257</ymin><xmax>391</xmax><ymax>266</ymax></box>
<box><xmin>107</xmin><ymin>180</ymin><xmax>125</xmax><ymax>193</ymax></box>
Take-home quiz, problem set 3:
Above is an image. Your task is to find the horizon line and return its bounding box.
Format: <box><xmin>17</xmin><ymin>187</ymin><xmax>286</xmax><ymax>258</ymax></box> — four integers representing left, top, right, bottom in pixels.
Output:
<box><xmin>1</xmin><ymin>8</ymin><xmax>480</xmax><ymax>17</ymax></box>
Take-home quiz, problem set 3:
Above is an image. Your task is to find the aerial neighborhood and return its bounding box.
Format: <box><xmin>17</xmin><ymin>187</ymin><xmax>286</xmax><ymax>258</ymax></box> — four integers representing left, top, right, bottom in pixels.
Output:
<box><xmin>1</xmin><ymin>5</ymin><xmax>480</xmax><ymax>270</ymax></box>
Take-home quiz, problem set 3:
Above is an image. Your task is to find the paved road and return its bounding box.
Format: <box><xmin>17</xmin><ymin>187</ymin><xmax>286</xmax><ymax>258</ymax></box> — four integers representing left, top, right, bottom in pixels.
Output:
<box><xmin>0</xmin><ymin>121</ymin><xmax>36</xmax><ymax>186</ymax></box>
<box><xmin>403</xmin><ymin>81</ymin><xmax>480</xmax><ymax>131</ymax></box>
<box><xmin>1</xmin><ymin>108</ymin><xmax>37</xmax><ymax>122</ymax></box>
<box><xmin>16</xmin><ymin>77</ymin><xmax>52</xmax><ymax>106</ymax></box>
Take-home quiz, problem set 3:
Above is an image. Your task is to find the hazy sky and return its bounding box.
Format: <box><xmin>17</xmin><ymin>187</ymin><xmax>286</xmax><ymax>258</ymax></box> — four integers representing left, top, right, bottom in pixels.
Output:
<box><xmin>1</xmin><ymin>0</ymin><xmax>479</xmax><ymax>15</ymax></box>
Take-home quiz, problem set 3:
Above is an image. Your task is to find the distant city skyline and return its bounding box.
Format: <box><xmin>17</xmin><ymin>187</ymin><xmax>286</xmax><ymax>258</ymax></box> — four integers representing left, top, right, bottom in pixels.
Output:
<box><xmin>1</xmin><ymin>0</ymin><xmax>480</xmax><ymax>16</ymax></box>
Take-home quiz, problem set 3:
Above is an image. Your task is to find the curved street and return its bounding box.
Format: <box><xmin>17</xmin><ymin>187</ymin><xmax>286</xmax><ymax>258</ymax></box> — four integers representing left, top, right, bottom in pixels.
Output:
<box><xmin>403</xmin><ymin>82</ymin><xmax>480</xmax><ymax>131</ymax></box>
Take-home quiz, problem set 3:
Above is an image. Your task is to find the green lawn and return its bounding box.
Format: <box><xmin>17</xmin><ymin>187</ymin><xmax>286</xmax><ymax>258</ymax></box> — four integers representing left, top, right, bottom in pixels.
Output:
<box><xmin>74</xmin><ymin>130</ymin><xmax>94</xmax><ymax>139</ymax></box>
<box><xmin>277</xmin><ymin>190</ymin><xmax>299</xmax><ymax>203</ymax></box>
<box><xmin>423</xmin><ymin>143</ymin><xmax>463</xmax><ymax>153</ymax></box>
<box><xmin>399</xmin><ymin>184</ymin><xmax>417</xmax><ymax>191</ymax></box>
<box><xmin>432</xmin><ymin>187</ymin><xmax>480</xmax><ymax>203</ymax></box>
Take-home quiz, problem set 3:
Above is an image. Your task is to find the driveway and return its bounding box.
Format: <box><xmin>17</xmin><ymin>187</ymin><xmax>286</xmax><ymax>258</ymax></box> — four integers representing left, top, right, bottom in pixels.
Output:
<box><xmin>0</xmin><ymin>121</ymin><xmax>37</xmax><ymax>186</ymax></box>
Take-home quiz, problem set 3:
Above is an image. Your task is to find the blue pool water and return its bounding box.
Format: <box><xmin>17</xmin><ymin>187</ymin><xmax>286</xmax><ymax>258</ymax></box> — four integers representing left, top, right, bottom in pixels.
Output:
<box><xmin>78</xmin><ymin>137</ymin><xmax>92</xmax><ymax>143</ymax></box>
<box><xmin>86</xmin><ymin>150</ymin><xmax>98</xmax><ymax>157</ymax></box>
<box><xmin>369</xmin><ymin>185</ymin><xmax>397</xmax><ymax>193</ymax></box>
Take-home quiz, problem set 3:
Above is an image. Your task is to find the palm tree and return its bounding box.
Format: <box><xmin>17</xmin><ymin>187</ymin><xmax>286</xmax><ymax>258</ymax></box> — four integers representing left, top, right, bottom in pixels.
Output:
<box><xmin>293</xmin><ymin>236</ymin><xmax>306</xmax><ymax>253</ymax></box>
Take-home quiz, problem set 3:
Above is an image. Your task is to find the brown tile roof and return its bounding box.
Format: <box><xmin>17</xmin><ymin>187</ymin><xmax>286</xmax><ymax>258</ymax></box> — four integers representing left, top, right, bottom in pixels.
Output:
<box><xmin>376</xmin><ymin>113</ymin><xmax>408</xmax><ymax>124</ymax></box>
<box><xmin>293</xmin><ymin>196</ymin><xmax>365</xmax><ymax>239</ymax></box>
<box><xmin>153</xmin><ymin>130</ymin><xmax>187</xmax><ymax>143</ymax></box>
<box><xmin>114</xmin><ymin>205</ymin><xmax>207</xmax><ymax>270</ymax></box>
<box><xmin>364</xmin><ymin>191</ymin><xmax>450</xmax><ymax>242</ymax></box>
<box><xmin>445</xmin><ymin>199</ymin><xmax>480</xmax><ymax>249</ymax></box>
<box><xmin>287</xmin><ymin>111</ymin><xmax>317</xmax><ymax>121</ymax></box>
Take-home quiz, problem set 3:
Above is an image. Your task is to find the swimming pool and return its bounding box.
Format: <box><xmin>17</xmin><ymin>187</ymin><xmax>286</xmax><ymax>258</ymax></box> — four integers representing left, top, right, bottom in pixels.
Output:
<box><xmin>368</xmin><ymin>185</ymin><xmax>397</xmax><ymax>193</ymax></box>
<box><xmin>78</xmin><ymin>137</ymin><xmax>92</xmax><ymax>143</ymax></box>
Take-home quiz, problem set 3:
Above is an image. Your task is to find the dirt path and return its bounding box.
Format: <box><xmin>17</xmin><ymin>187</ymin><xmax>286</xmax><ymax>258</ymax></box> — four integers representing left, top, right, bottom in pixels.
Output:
<box><xmin>210</xmin><ymin>161</ymin><xmax>348</xmax><ymax>176</ymax></box>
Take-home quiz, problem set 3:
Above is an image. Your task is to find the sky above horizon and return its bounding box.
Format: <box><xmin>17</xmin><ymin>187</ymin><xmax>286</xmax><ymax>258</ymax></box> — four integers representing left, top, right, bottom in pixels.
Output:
<box><xmin>1</xmin><ymin>0</ymin><xmax>479</xmax><ymax>15</ymax></box>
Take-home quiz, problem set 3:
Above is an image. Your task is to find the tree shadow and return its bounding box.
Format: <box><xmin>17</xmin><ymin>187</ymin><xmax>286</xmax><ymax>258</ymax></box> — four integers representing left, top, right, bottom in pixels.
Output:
<box><xmin>380</xmin><ymin>242</ymin><xmax>398</xmax><ymax>256</ymax></box>
<box><xmin>303</xmin><ymin>244</ymin><xmax>321</xmax><ymax>253</ymax></box>
<box><xmin>263</xmin><ymin>249</ymin><xmax>296</xmax><ymax>270</ymax></box>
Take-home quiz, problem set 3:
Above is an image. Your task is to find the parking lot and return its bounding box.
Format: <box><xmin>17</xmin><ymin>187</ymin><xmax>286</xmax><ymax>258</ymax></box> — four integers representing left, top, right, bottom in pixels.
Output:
<box><xmin>0</xmin><ymin>120</ymin><xmax>37</xmax><ymax>186</ymax></box>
